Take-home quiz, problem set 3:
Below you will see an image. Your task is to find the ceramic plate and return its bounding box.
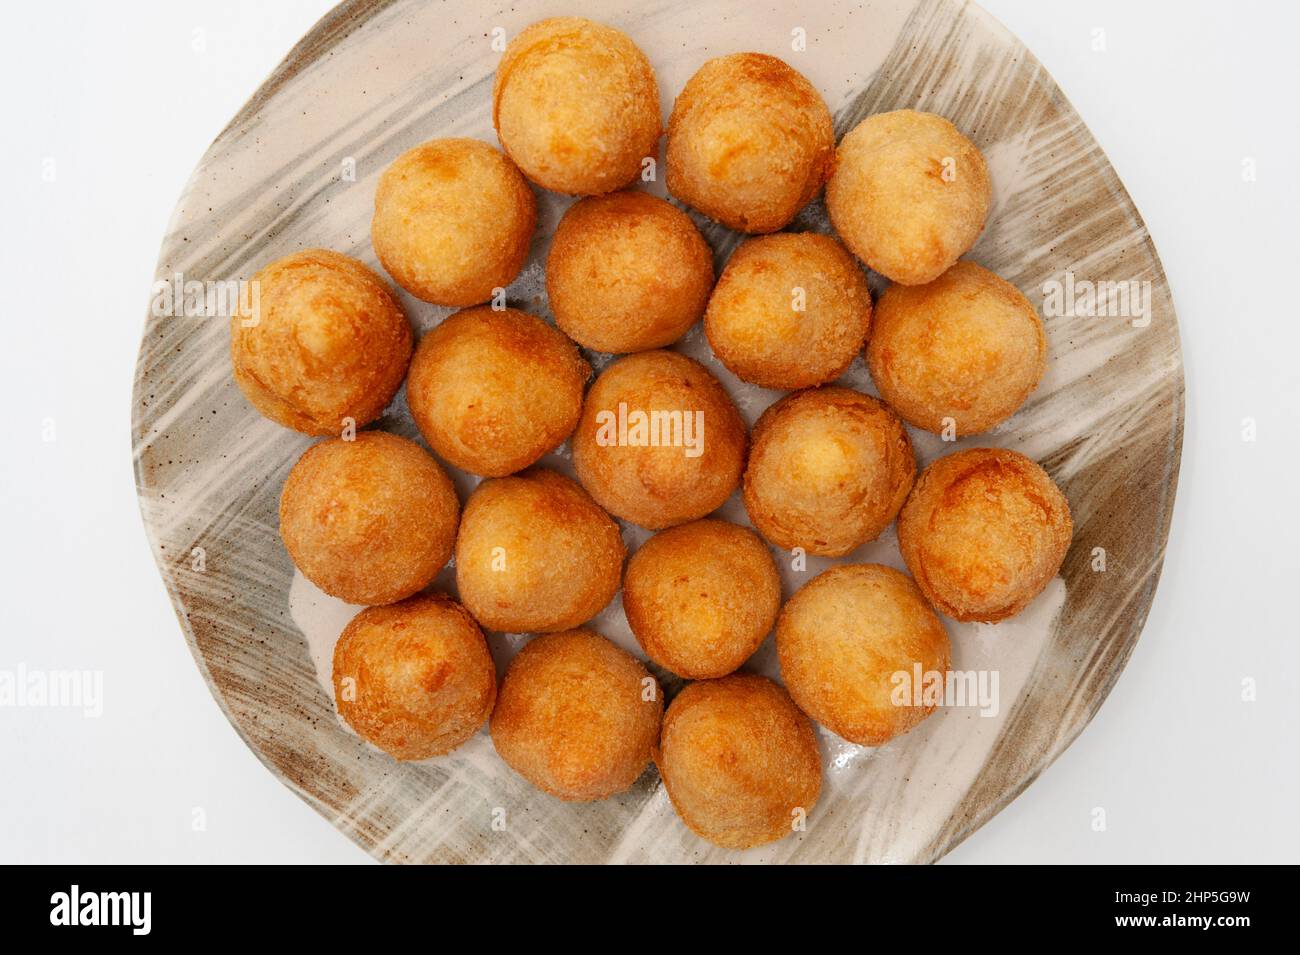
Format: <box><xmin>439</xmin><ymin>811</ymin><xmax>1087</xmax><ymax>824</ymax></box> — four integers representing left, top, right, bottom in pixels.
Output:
<box><xmin>132</xmin><ymin>0</ymin><xmax>1183</xmax><ymax>863</ymax></box>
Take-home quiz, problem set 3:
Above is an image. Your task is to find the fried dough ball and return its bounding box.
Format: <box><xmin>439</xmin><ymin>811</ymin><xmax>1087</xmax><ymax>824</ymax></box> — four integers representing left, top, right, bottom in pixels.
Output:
<box><xmin>623</xmin><ymin>519</ymin><xmax>780</xmax><ymax>679</ymax></box>
<box><xmin>490</xmin><ymin>629</ymin><xmax>663</xmax><ymax>801</ymax></box>
<box><xmin>743</xmin><ymin>387</ymin><xmax>914</xmax><ymax>556</ymax></box>
<box><xmin>371</xmin><ymin>138</ymin><xmax>536</xmax><ymax>306</ymax></box>
<box><xmin>656</xmin><ymin>673</ymin><xmax>821</xmax><ymax>849</ymax></box>
<box><xmin>667</xmin><ymin>53</ymin><xmax>834</xmax><ymax>233</ymax></box>
<box><xmin>406</xmin><ymin>307</ymin><xmax>590</xmax><ymax>477</ymax></box>
<box><xmin>455</xmin><ymin>469</ymin><xmax>624</xmax><ymax>633</ymax></box>
<box><xmin>230</xmin><ymin>249</ymin><xmax>411</xmax><ymax>436</ymax></box>
<box><xmin>826</xmin><ymin>110</ymin><xmax>991</xmax><ymax>285</ymax></box>
<box><xmin>777</xmin><ymin>564</ymin><xmax>950</xmax><ymax>746</ymax></box>
<box><xmin>898</xmin><ymin>448</ymin><xmax>1073</xmax><ymax>622</ymax></box>
<box><xmin>280</xmin><ymin>432</ymin><xmax>459</xmax><ymax>605</ymax></box>
<box><xmin>332</xmin><ymin>594</ymin><xmax>496</xmax><ymax>760</ymax></box>
<box><xmin>571</xmin><ymin>350</ymin><xmax>747</xmax><ymax>529</ymax></box>
<box><xmin>705</xmin><ymin>232</ymin><xmax>872</xmax><ymax>389</ymax></box>
<box><xmin>869</xmin><ymin>262</ymin><xmax>1045</xmax><ymax>436</ymax></box>
<box><xmin>493</xmin><ymin>17</ymin><xmax>661</xmax><ymax>195</ymax></box>
<box><xmin>546</xmin><ymin>190</ymin><xmax>715</xmax><ymax>353</ymax></box>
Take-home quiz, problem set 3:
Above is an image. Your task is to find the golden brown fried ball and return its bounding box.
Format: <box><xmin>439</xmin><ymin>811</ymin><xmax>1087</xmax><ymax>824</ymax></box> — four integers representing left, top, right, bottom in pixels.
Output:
<box><xmin>667</xmin><ymin>53</ymin><xmax>834</xmax><ymax>233</ymax></box>
<box><xmin>777</xmin><ymin>564</ymin><xmax>950</xmax><ymax>746</ymax></box>
<box><xmin>455</xmin><ymin>469</ymin><xmax>624</xmax><ymax>633</ymax></box>
<box><xmin>230</xmin><ymin>249</ymin><xmax>411</xmax><ymax>436</ymax></box>
<box><xmin>280</xmin><ymin>432</ymin><xmax>459</xmax><ymax>605</ymax></box>
<box><xmin>898</xmin><ymin>448</ymin><xmax>1073</xmax><ymax>622</ymax></box>
<box><xmin>623</xmin><ymin>518</ymin><xmax>780</xmax><ymax>679</ymax></box>
<box><xmin>371</xmin><ymin>138</ymin><xmax>536</xmax><ymax>306</ymax></box>
<box><xmin>571</xmin><ymin>350</ymin><xmax>747</xmax><ymax>529</ymax></box>
<box><xmin>546</xmin><ymin>190</ymin><xmax>715</xmax><ymax>353</ymax></box>
<box><xmin>490</xmin><ymin>629</ymin><xmax>662</xmax><ymax>801</ymax></box>
<box><xmin>655</xmin><ymin>673</ymin><xmax>821</xmax><ymax>849</ymax></box>
<box><xmin>332</xmin><ymin>594</ymin><xmax>496</xmax><ymax>760</ymax></box>
<box><xmin>406</xmin><ymin>307</ymin><xmax>590</xmax><ymax>477</ymax></box>
<box><xmin>869</xmin><ymin>262</ymin><xmax>1045</xmax><ymax>436</ymax></box>
<box><xmin>705</xmin><ymin>232</ymin><xmax>872</xmax><ymax>389</ymax></box>
<box><xmin>743</xmin><ymin>387</ymin><xmax>914</xmax><ymax>556</ymax></box>
<box><xmin>493</xmin><ymin>17</ymin><xmax>661</xmax><ymax>195</ymax></box>
<box><xmin>826</xmin><ymin>110</ymin><xmax>991</xmax><ymax>285</ymax></box>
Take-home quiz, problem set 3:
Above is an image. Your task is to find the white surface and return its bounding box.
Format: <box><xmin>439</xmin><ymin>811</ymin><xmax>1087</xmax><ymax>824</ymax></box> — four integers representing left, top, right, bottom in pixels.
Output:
<box><xmin>0</xmin><ymin>0</ymin><xmax>1296</xmax><ymax>864</ymax></box>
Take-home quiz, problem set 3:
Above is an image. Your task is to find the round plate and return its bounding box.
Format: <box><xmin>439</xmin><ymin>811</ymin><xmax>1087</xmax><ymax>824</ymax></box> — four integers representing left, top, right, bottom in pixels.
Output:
<box><xmin>132</xmin><ymin>0</ymin><xmax>1183</xmax><ymax>863</ymax></box>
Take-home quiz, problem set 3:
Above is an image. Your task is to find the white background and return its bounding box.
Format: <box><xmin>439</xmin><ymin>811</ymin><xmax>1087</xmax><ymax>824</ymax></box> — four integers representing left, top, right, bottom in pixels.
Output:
<box><xmin>0</xmin><ymin>0</ymin><xmax>1296</xmax><ymax>864</ymax></box>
